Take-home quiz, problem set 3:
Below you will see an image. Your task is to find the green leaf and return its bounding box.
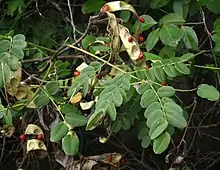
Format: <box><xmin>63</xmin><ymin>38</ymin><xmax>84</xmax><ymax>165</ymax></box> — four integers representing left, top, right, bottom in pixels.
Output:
<box><xmin>141</xmin><ymin>89</ymin><xmax>158</xmax><ymax>108</ymax></box>
<box><xmin>0</xmin><ymin>40</ymin><xmax>10</xmax><ymax>52</ymax></box>
<box><xmin>164</xmin><ymin>102</ymin><xmax>183</xmax><ymax>115</ymax></box>
<box><xmin>82</xmin><ymin>0</ymin><xmax>106</xmax><ymax>14</ymax></box>
<box><xmin>182</xmin><ymin>26</ymin><xmax>198</xmax><ymax>49</ymax></box>
<box><xmin>175</xmin><ymin>62</ymin><xmax>190</xmax><ymax>75</ymax></box>
<box><xmin>147</xmin><ymin>109</ymin><xmax>164</xmax><ymax>127</ymax></box>
<box><xmin>7</xmin><ymin>56</ymin><xmax>19</xmax><ymax>71</ymax></box>
<box><xmin>3</xmin><ymin>109</ymin><xmax>13</xmax><ymax>126</ymax></box>
<box><xmin>81</xmin><ymin>35</ymin><xmax>96</xmax><ymax>49</ymax></box>
<box><xmin>7</xmin><ymin>0</ymin><xmax>25</xmax><ymax>16</ymax></box>
<box><xmin>144</xmin><ymin>102</ymin><xmax>161</xmax><ymax>118</ymax></box>
<box><xmin>157</xmin><ymin>86</ymin><xmax>175</xmax><ymax>97</ymax></box>
<box><xmin>34</xmin><ymin>91</ymin><xmax>50</xmax><ymax>107</ymax></box>
<box><xmin>140</xmin><ymin>15</ymin><xmax>157</xmax><ymax>31</ymax></box>
<box><xmin>61</xmin><ymin>104</ymin><xmax>81</xmax><ymax>115</ymax></box>
<box><xmin>91</xmin><ymin>45</ymin><xmax>111</xmax><ymax>52</ymax></box>
<box><xmin>50</xmin><ymin>122</ymin><xmax>69</xmax><ymax>142</ymax></box>
<box><xmin>153</xmin><ymin>67</ymin><xmax>166</xmax><ymax>82</ymax></box>
<box><xmin>13</xmin><ymin>34</ymin><xmax>25</xmax><ymax>41</ymax></box>
<box><xmin>137</xmin><ymin>82</ymin><xmax>150</xmax><ymax>94</ymax></box>
<box><xmin>197</xmin><ymin>0</ymin><xmax>212</xmax><ymax>6</ymax></box>
<box><xmin>0</xmin><ymin>63</ymin><xmax>11</xmax><ymax>88</ymax></box>
<box><xmin>150</xmin><ymin>0</ymin><xmax>170</xmax><ymax>9</ymax></box>
<box><xmin>141</xmin><ymin>136</ymin><xmax>151</xmax><ymax>148</ymax></box>
<box><xmin>107</xmin><ymin>102</ymin><xmax>117</xmax><ymax>121</ymax></box>
<box><xmin>138</xmin><ymin>128</ymin><xmax>149</xmax><ymax>140</ymax></box>
<box><xmin>164</xmin><ymin>65</ymin><xmax>178</xmax><ymax>77</ymax></box>
<box><xmin>159</xmin><ymin>24</ymin><xmax>183</xmax><ymax>47</ymax></box>
<box><xmin>197</xmin><ymin>84</ymin><xmax>220</xmax><ymax>101</ymax></box>
<box><xmin>145</xmin><ymin>69</ymin><xmax>156</xmax><ymax>81</ymax></box>
<box><xmin>86</xmin><ymin>111</ymin><xmax>105</xmax><ymax>131</ymax></box>
<box><xmin>212</xmin><ymin>33</ymin><xmax>220</xmax><ymax>44</ymax></box>
<box><xmin>145</xmin><ymin>28</ymin><xmax>160</xmax><ymax>51</ymax></box>
<box><xmin>167</xmin><ymin>111</ymin><xmax>187</xmax><ymax>129</ymax></box>
<box><xmin>12</xmin><ymin>39</ymin><xmax>27</xmax><ymax>49</ymax></box>
<box><xmin>153</xmin><ymin>131</ymin><xmax>171</xmax><ymax>154</ymax></box>
<box><xmin>214</xmin><ymin>18</ymin><xmax>220</xmax><ymax>32</ymax></box>
<box><xmin>161</xmin><ymin>97</ymin><xmax>176</xmax><ymax>104</ymax></box>
<box><xmin>145</xmin><ymin>52</ymin><xmax>162</xmax><ymax>61</ymax></box>
<box><xmin>159</xmin><ymin>46</ymin><xmax>176</xmax><ymax>59</ymax></box>
<box><xmin>173</xmin><ymin>0</ymin><xmax>190</xmax><ymax>19</ymax></box>
<box><xmin>99</xmin><ymin>85</ymin><xmax>123</xmax><ymax>107</ymax></box>
<box><xmin>65</xmin><ymin>112</ymin><xmax>87</xmax><ymax>127</ymax></box>
<box><xmin>111</xmin><ymin>120</ymin><xmax>122</xmax><ymax>133</ymax></box>
<box><xmin>159</xmin><ymin>13</ymin><xmax>185</xmax><ymax>25</ymax></box>
<box><xmin>45</xmin><ymin>81</ymin><xmax>59</xmax><ymax>95</ymax></box>
<box><xmin>149</xmin><ymin>118</ymin><xmax>168</xmax><ymax>139</ymax></box>
<box><xmin>180</xmin><ymin>53</ymin><xmax>195</xmax><ymax>61</ymax></box>
<box><xmin>119</xmin><ymin>11</ymin><xmax>131</xmax><ymax>22</ymax></box>
<box><xmin>108</xmin><ymin>73</ymin><xmax>131</xmax><ymax>91</ymax></box>
<box><xmin>0</xmin><ymin>105</ymin><xmax>5</xmax><ymax>119</ymax></box>
<box><xmin>10</xmin><ymin>47</ymin><xmax>24</xmax><ymax>60</ymax></box>
<box><xmin>62</xmin><ymin>132</ymin><xmax>79</xmax><ymax>155</ymax></box>
<box><xmin>121</xmin><ymin>117</ymin><xmax>131</xmax><ymax>130</ymax></box>
<box><xmin>207</xmin><ymin>0</ymin><xmax>220</xmax><ymax>14</ymax></box>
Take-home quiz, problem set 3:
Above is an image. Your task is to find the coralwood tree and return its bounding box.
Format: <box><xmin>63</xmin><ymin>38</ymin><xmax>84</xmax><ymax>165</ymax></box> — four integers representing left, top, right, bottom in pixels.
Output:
<box><xmin>0</xmin><ymin>0</ymin><xmax>220</xmax><ymax>169</ymax></box>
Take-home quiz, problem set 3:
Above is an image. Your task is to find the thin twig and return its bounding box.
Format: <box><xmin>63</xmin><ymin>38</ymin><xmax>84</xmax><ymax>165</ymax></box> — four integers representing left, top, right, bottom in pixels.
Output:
<box><xmin>57</xmin><ymin>12</ymin><xmax>103</xmax><ymax>55</ymax></box>
<box><xmin>67</xmin><ymin>0</ymin><xmax>77</xmax><ymax>41</ymax></box>
<box><xmin>22</xmin><ymin>55</ymin><xmax>85</xmax><ymax>63</ymax></box>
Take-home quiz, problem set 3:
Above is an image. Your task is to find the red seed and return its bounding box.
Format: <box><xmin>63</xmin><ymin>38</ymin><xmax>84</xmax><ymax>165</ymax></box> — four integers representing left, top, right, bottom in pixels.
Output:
<box><xmin>162</xmin><ymin>81</ymin><xmax>166</xmax><ymax>86</ymax></box>
<box><xmin>113</xmin><ymin>163</ymin><xmax>118</xmax><ymax>169</ymax></box>
<box><xmin>128</xmin><ymin>36</ymin><xmax>133</xmax><ymax>42</ymax></box>
<box><xmin>107</xmin><ymin>155</ymin><xmax>112</xmax><ymax>162</ymax></box>
<box><xmin>138</xmin><ymin>51</ymin><xmax>144</xmax><ymax>60</ymax></box>
<box><xmin>138</xmin><ymin>35</ymin><xmax>144</xmax><ymax>43</ymax></box>
<box><xmin>37</xmin><ymin>134</ymin><xmax>44</xmax><ymax>140</ymax></box>
<box><xmin>139</xmin><ymin>17</ymin><xmax>145</xmax><ymax>23</ymax></box>
<box><xmin>102</xmin><ymin>5</ymin><xmax>110</xmax><ymax>12</ymax></box>
<box><xmin>105</xmin><ymin>43</ymin><xmax>111</xmax><ymax>47</ymax></box>
<box><xmin>73</xmin><ymin>71</ymin><xmax>80</xmax><ymax>77</ymax></box>
<box><xmin>19</xmin><ymin>134</ymin><xmax>26</xmax><ymax>141</ymax></box>
<box><xmin>121</xmin><ymin>159</ymin><xmax>126</xmax><ymax>165</ymax></box>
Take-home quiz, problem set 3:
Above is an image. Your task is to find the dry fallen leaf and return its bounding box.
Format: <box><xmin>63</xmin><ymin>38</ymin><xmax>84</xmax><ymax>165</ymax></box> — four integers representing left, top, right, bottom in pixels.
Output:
<box><xmin>24</xmin><ymin>124</ymin><xmax>43</xmax><ymax>135</ymax></box>
<box><xmin>26</xmin><ymin>139</ymin><xmax>47</xmax><ymax>152</ymax></box>
<box><xmin>71</xmin><ymin>92</ymin><xmax>83</xmax><ymax>104</ymax></box>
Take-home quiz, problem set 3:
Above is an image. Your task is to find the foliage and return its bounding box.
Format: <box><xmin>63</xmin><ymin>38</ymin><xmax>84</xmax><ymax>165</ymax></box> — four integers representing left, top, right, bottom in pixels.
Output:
<box><xmin>0</xmin><ymin>0</ymin><xmax>220</xmax><ymax>169</ymax></box>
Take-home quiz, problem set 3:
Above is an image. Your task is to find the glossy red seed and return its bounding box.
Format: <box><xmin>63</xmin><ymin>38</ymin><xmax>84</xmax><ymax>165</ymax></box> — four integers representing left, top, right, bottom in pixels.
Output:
<box><xmin>162</xmin><ymin>81</ymin><xmax>166</xmax><ymax>86</ymax></box>
<box><xmin>37</xmin><ymin>134</ymin><xmax>44</xmax><ymax>140</ymax></box>
<box><xmin>105</xmin><ymin>43</ymin><xmax>111</xmax><ymax>47</ymax></box>
<box><xmin>128</xmin><ymin>36</ymin><xmax>133</xmax><ymax>42</ymax></box>
<box><xmin>138</xmin><ymin>51</ymin><xmax>144</xmax><ymax>60</ymax></box>
<box><xmin>138</xmin><ymin>36</ymin><xmax>144</xmax><ymax>42</ymax></box>
<box><xmin>139</xmin><ymin>17</ymin><xmax>145</xmax><ymax>23</ymax></box>
<box><xmin>121</xmin><ymin>159</ymin><xmax>126</xmax><ymax>165</ymax></box>
<box><xmin>113</xmin><ymin>163</ymin><xmax>118</xmax><ymax>169</ymax></box>
<box><xmin>74</xmin><ymin>71</ymin><xmax>80</xmax><ymax>77</ymax></box>
<box><xmin>19</xmin><ymin>134</ymin><xmax>26</xmax><ymax>141</ymax></box>
<box><xmin>102</xmin><ymin>5</ymin><xmax>110</xmax><ymax>12</ymax></box>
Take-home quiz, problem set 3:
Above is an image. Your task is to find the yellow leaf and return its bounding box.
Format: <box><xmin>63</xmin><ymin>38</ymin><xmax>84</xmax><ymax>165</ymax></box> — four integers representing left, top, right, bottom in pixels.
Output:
<box><xmin>71</xmin><ymin>92</ymin><xmax>82</xmax><ymax>104</ymax></box>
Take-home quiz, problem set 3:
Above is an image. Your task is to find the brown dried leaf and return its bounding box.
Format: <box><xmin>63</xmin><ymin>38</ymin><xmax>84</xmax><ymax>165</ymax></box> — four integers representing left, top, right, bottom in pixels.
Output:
<box><xmin>26</xmin><ymin>139</ymin><xmax>47</xmax><ymax>152</ymax></box>
<box><xmin>118</xmin><ymin>24</ymin><xmax>142</xmax><ymax>60</ymax></box>
<box><xmin>24</xmin><ymin>124</ymin><xmax>43</xmax><ymax>135</ymax></box>
<box><xmin>102</xmin><ymin>1</ymin><xmax>137</xmax><ymax>15</ymax></box>
<box><xmin>71</xmin><ymin>92</ymin><xmax>82</xmax><ymax>104</ymax></box>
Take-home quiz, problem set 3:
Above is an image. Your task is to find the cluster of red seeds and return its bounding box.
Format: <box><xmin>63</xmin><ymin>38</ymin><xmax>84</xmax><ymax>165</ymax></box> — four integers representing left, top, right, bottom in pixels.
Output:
<box><xmin>19</xmin><ymin>133</ymin><xmax>44</xmax><ymax>142</ymax></box>
<box><xmin>107</xmin><ymin>155</ymin><xmax>126</xmax><ymax>170</ymax></box>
